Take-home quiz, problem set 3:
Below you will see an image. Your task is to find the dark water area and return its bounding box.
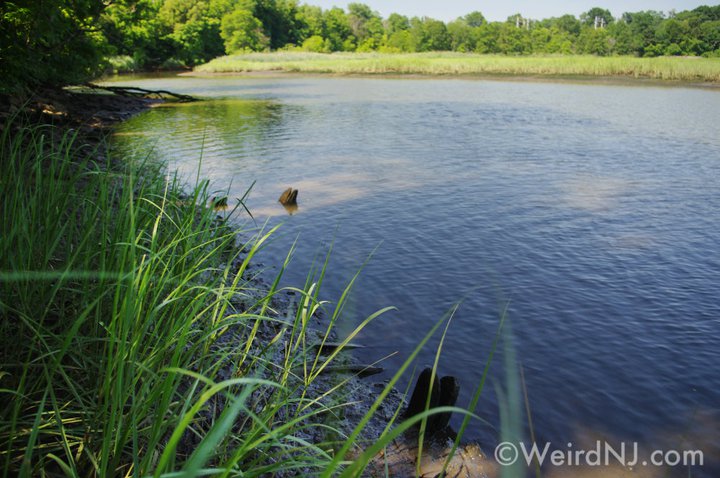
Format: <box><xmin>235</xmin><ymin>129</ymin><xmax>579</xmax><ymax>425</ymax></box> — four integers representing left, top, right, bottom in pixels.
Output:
<box><xmin>110</xmin><ymin>75</ymin><xmax>720</xmax><ymax>475</ymax></box>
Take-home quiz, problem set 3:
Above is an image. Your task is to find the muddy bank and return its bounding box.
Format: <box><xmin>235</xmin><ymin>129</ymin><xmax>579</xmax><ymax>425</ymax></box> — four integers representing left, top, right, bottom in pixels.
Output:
<box><xmin>0</xmin><ymin>86</ymin><xmax>158</xmax><ymax>133</ymax></box>
<box><xmin>182</xmin><ymin>68</ymin><xmax>720</xmax><ymax>90</ymax></box>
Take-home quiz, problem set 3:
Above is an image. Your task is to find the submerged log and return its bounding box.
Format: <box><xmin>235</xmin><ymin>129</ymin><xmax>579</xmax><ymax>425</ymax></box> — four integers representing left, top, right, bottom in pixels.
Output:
<box><xmin>279</xmin><ymin>187</ymin><xmax>298</xmax><ymax>206</ymax></box>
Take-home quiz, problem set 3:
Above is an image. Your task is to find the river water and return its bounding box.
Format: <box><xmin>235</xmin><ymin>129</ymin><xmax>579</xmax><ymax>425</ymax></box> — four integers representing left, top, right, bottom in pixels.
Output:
<box><xmin>110</xmin><ymin>74</ymin><xmax>719</xmax><ymax>474</ymax></box>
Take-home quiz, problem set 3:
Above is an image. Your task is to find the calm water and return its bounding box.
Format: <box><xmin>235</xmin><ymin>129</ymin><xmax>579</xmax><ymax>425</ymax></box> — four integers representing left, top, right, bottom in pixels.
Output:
<box><xmin>111</xmin><ymin>75</ymin><xmax>720</xmax><ymax>472</ymax></box>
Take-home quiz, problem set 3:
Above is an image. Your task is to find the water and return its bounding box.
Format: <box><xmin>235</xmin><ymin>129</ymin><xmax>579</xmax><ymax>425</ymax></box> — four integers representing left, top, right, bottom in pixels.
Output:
<box><xmin>110</xmin><ymin>75</ymin><xmax>720</xmax><ymax>472</ymax></box>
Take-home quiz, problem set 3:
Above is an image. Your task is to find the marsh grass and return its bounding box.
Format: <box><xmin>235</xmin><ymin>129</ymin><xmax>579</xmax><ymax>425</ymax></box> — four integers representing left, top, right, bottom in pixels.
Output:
<box><xmin>0</xmin><ymin>116</ymin><xmax>520</xmax><ymax>476</ymax></box>
<box><xmin>196</xmin><ymin>52</ymin><xmax>720</xmax><ymax>82</ymax></box>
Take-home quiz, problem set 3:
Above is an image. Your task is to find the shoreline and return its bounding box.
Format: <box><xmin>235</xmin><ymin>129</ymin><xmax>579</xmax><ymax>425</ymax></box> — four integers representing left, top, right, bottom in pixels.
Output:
<box><xmin>181</xmin><ymin>68</ymin><xmax>720</xmax><ymax>90</ymax></box>
<box><xmin>189</xmin><ymin>52</ymin><xmax>720</xmax><ymax>87</ymax></box>
<box><xmin>2</xmin><ymin>87</ymin><xmax>496</xmax><ymax>475</ymax></box>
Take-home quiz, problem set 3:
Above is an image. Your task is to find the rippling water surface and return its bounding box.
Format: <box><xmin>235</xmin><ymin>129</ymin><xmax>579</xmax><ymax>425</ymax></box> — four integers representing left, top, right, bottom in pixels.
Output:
<box><xmin>111</xmin><ymin>75</ymin><xmax>720</xmax><ymax>472</ymax></box>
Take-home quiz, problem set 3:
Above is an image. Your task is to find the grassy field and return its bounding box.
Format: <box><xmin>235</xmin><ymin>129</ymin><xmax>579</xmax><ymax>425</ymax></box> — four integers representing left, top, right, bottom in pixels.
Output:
<box><xmin>196</xmin><ymin>51</ymin><xmax>720</xmax><ymax>82</ymax></box>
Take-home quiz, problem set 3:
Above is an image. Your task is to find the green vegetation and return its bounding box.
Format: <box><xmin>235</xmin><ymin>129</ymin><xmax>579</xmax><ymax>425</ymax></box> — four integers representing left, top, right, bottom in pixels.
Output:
<box><xmin>0</xmin><ymin>0</ymin><xmax>107</xmax><ymax>93</ymax></box>
<box><xmin>97</xmin><ymin>2</ymin><xmax>720</xmax><ymax>67</ymax></box>
<box><xmin>0</xmin><ymin>117</ymin><xmax>434</xmax><ymax>475</ymax></box>
<box><xmin>196</xmin><ymin>51</ymin><xmax>720</xmax><ymax>82</ymax></box>
<box><xmin>0</xmin><ymin>112</ymin><xmax>518</xmax><ymax>475</ymax></box>
<box><xmin>106</xmin><ymin>55</ymin><xmax>141</xmax><ymax>74</ymax></box>
<box><xmin>2</xmin><ymin>1</ymin><xmax>719</xmax><ymax>93</ymax></box>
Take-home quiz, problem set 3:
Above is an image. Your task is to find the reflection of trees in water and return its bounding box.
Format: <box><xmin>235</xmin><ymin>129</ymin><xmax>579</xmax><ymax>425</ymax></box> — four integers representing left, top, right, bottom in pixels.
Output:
<box><xmin>112</xmin><ymin>100</ymin><xmax>302</xmax><ymax>173</ymax></box>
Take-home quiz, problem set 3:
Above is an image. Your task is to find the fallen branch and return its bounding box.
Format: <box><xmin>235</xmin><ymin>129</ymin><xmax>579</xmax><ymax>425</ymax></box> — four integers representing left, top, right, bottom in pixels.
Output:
<box><xmin>84</xmin><ymin>83</ymin><xmax>198</xmax><ymax>102</ymax></box>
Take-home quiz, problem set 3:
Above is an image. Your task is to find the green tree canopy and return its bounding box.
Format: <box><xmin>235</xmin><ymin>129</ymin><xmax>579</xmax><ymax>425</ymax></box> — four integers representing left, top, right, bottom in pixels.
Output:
<box><xmin>385</xmin><ymin>13</ymin><xmax>410</xmax><ymax>34</ymax></box>
<box><xmin>464</xmin><ymin>11</ymin><xmax>486</xmax><ymax>28</ymax></box>
<box><xmin>220</xmin><ymin>8</ymin><xmax>269</xmax><ymax>52</ymax></box>
<box><xmin>1</xmin><ymin>0</ymin><xmax>106</xmax><ymax>93</ymax></box>
<box><xmin>323</xmin><ymin>7</ymin><xmax>353</xmax><ymax>51</ymax></box>
<box><xmin>6</xmin><ymin>0</ymin><xmax>720</xmax><ymax>94</ymax></box>
<box><xmin>580</xmin><ymin>7</ymin><xmax>614</xmax><ymax>27</ymax></box>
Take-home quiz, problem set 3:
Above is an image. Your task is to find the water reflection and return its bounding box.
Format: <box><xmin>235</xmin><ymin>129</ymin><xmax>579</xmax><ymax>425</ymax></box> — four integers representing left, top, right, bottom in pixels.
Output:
<box><xmin>542</xmin><ymin>414</ymin><xmax>720</xmax><ymax>478</ymax></box>
<box><xmin>558</xmin><ymin>175</ymin><xmax>632</xmax><ymax>212</ymax></box>
<box><xmin>113</xmin><ymin>99</ymin><xmax>301</xmax><ymax>186</ymax></box>
<box><xmin>281</xmin><ymin>203</ymin><xmax>299</xmax><ymax>215</ymax></box>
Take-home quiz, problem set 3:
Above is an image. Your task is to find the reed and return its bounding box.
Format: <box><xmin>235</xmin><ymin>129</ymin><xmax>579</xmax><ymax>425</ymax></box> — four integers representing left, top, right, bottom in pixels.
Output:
<box><xmin>196</xmin><ymin>51</ymin><xmax>720</xmax><ymax>82</ymax></box>
<box><xmin>0</xmin><ymin>116</ymin><xmax>519</xmax><ymax>476</ymax></box>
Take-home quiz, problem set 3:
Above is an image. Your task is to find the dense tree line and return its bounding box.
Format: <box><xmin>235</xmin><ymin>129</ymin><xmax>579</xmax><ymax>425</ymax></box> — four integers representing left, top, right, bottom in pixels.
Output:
<box><xmin>98</xmin><ymin>1</ymin><xmax>720</xmax><ymax>64</ymax></box>
<box><xmin>1</xmin><ymin>1</ymin><xmax>719</xmax><ymax>93</ymax></box>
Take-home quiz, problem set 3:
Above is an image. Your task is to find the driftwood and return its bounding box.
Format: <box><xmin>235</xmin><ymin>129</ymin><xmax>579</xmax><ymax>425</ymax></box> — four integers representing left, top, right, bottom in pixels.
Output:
<box><xmin>84</xmin><ymin>83</ymin><xmax>198</xmax><ymax>102</ymax></box>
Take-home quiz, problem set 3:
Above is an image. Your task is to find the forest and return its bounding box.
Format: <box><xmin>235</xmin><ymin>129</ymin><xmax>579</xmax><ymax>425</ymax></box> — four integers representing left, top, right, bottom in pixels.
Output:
<box><xmin>2</xmin><ymin>0</ymin><xmax>720</xmax><ymax>93</ymax></box>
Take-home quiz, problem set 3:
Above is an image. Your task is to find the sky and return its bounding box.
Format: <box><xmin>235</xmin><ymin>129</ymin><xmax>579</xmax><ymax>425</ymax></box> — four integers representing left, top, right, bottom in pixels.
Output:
<box><xmin>304</xmin><ymin>1</ymin><xmax>714</xmax><ymax>22</ymax></box>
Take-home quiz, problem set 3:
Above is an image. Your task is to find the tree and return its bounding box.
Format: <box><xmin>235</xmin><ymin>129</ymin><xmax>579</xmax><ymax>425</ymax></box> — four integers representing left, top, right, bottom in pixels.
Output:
<box><xmin>497</xmin><ymin>23</ymin><xmax>532</xmax><ymax>54</ymax></box>
<box><xmin>530</xmin><ymin>27</ymin><xmax>555</xmax><ymax>54</ymax></box>
<box><xmin>1</xmin><ymin>0</ymin><xmax>107</xmax><ymax>93</ymax></box>
<box><xmin>606</xmin><ymin>21</ymin><xmax>639</xmax><ymax>55</ymax></box>
<box><xmin>554</xmin><ymin>14</ymin><xmax>582</xmax><ymax>35</ymax></box>
<box><xmin>158</xmin><ymin>0</ymin><xmax>232</xmax><ymax>65</ymax></box>
<box><xmin>347</xmin><ymin>3</ymin><xmax>378</xmax><ymax>41</ymax></box>
<box><xmin>220</xmin><ymin>8</ymin><xmax>269</xmax><ymax>52</ymax></box>
<box><xmin>543</xmin><ymin>27</ymin><xmax>574</xmax><ymax>54</ymax></box>
<box><xmin>676</xmin><ymin>5</ymin><xmax>720</xmax><ymax>25</ymax></box>
<box><xmin>698</xmin><ymin>20</ymin><xmax>720</xmax><ymax>53</ymax></box>
<box><xmin>385</xmin><ymin>13</ymin><xmax>410</xmax><ymax>34</ymax></box>
<box><xmin>464</xmin><ymin>11</ymin><xmax>486</xmax><ymax>28</ymax></box>
<box><xmin>619</xmin><ymin>10</ymin><xmax>664</xmax><ymax>55</ymax></box>
<box><xmin>252</xmin><ymin>0</ymin><xmax>299</xmax><ymax>49</ymax></box>
<box><xmin>409</xmin><ymin>17</ymin><xmax>451</xmax><ymax>51</ymax></box>
<box><xmin>447</xmin><ymin>19</ymin><xmax>474</xmax><ymax>51</ymax></box>
<box><xmin>323</xmin><ymin>7</ymin><xmax>352</xmax><ymax>51</ymax></box>
<box><xmin>101</xmin><ymin>0</ymin><xmax>175</xmax><ymax>68</ymax></box>
<box><xmin>580</xmin><ymin>7</ymin><xmax>614</xmax><ymax>27</ymax></box>
<box><xmin>655</xmin><ymin>18</ymin><xmax>690</xmax><ymax>49</ymax></box>
<box><xmin>474</xmin><ymin>23</ymin><xmax>502</xmax><ymax>53</ymax></box>
<box><xmin>295</xmin><ymin>4</ymin><xmax>324</xmax><ymax>41</ymax></box>
<box><xmin>577</xmin><ymin>27</ymin><xmax>611</xmax><ymax>55</ymax></box>
<box><xmin>384</xmin><ymin>30</ymin><xmax>415</xmax><ymax>52</ymax></box>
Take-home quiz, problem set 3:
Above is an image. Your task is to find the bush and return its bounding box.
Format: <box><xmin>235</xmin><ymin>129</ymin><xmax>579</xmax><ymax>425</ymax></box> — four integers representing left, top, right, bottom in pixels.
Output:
<box><xmin>301</xmin><ymin>35</ymin><xmax>331</xmax><ymax>53</ymax></box>
<box><xmin>664</xmin><ymin>43</ymin><xmax>683</xmax><ymax>56</ymax></box>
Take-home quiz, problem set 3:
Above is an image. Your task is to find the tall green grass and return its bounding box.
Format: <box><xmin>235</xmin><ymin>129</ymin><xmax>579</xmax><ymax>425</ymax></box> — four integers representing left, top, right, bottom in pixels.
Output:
<box><xmin>0</xmin><ymin>117</ymin><xmax>521</xmax><ymax>476</ymax></box>
<box><xmin>196</xmin><ymin>52</ymin><xmax>720</xmax><ymax>82</ymax></box>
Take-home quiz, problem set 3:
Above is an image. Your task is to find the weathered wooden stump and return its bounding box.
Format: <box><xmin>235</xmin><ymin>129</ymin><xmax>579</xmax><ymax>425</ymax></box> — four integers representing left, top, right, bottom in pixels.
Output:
<box><xmin>404</xmin><ymin>367</ymin><xmax>460</xmax><ymax>435</ymax></box>
<box><xmin>279</xmin><ymin>187</ymin><xmax>298</xmax><ymax>206</ymax></box>
<box><xmin>431</xmin><ymin>375</ymin><xmax>460</xmax><ymax>431</ymax></box>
